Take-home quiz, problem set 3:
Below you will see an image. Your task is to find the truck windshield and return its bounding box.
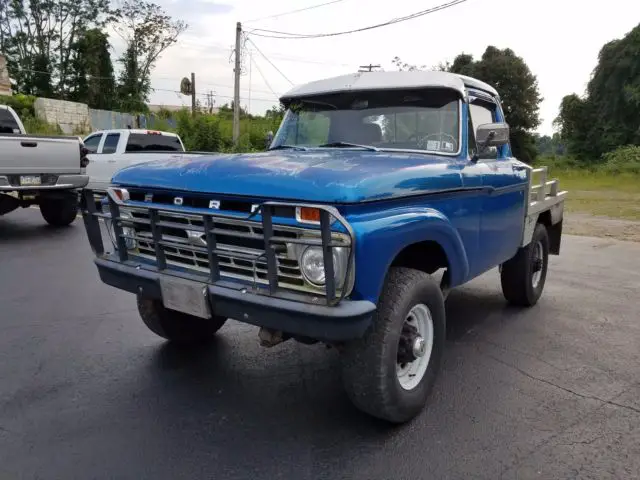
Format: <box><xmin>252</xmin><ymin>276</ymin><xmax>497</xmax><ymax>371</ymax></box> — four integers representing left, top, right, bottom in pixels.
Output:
<box><xmin>272</xmin><ymin>89</ymin><xmax>461</xmax><ymax>155</ymax></box>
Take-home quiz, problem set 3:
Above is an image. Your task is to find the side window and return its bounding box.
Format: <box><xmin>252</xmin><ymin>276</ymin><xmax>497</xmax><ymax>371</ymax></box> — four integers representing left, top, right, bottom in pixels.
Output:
<box><xmin>102</xmin><ymin>133</ymin><xmax>120</xmax><ymax>154</ymax></box>
<box><xmin>469</xmin><ymin>100</ymin><xmax>500</xmax><ymax>159</ymax></box>
<box><xmin>83</xmin><ymin>134</ymin><xmax>102</xmax><ymax>153</ymax></box>
<box><xmin>469</xmin><ymin>101</ymin><xmax>495</xmax><ymax>133</ymax></box>
<box><xmin>0</xmin><ymin>109</ymin><xmax>21</xmax><ymax>133</ymax></box>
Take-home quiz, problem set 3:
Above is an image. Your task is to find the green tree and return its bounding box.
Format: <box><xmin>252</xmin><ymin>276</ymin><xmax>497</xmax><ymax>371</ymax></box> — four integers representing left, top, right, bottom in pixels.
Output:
<box><xmin>116</xmin><ymin>44</ymin><xmax>150</xmax><ymax>112</ymax></box>
<box><xmin>0</xmin><ymin>0</ymin><xmax>115</xmax><ymax>97</ymax></box>
<box><xmin>114</xmin><ymin>0</ymin><xmax>187</xmax><ymax>112</ymax></box>
<box><xmin>69</xmin><ymin>28</ymin><xmax>115</xmax><ymax>109</ymax></box>
<box><xmin>449</xmin><ymin>47</ymin><xmax>542</xmax><ymax>163</ymax></box>
<box><xmin>391</xmin><ymin>47</ymin><xmax>543</xmax><ymax>163</ymax></box>
<box><xmin>556</xmin><ymin>23</ymin><xmax>640</xmax><ymax>158</ymax></box>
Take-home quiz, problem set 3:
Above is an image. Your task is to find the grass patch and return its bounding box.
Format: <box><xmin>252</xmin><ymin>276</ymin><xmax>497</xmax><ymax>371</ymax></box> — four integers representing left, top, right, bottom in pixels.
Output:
<box><xmin>547</xmin><ymin>169</ymin><xmax>640</xmax><ymax>220</ymax></box>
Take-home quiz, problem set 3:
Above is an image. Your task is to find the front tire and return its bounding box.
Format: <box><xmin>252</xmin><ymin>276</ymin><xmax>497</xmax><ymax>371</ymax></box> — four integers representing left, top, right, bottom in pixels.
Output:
<box><xmin>500</xmin><ymin>223</ymin><xmax>550</xmax><ymax>307</ymax></box>
<box><xmin>340</xmin><ymin>267</ymin><xmax>446</xmax><ymax>423</ymax></box>
<box><xmin>137</xmin><ymin>296</ymin><xmax>227</xmax><ymax>345</ymax></box>
<box><xmin>40</xmin><ymin>196</ymin><xmax>78</xmax><ymax>227</ymax></box>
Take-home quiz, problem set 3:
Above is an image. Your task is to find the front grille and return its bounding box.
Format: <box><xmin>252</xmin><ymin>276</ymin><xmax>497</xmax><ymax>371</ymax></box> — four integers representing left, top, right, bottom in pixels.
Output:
<box><xmin>123</xmin><ymin>208</ymin><xmax>331</xmax><ymax>293</ymax></box>
<box><xmin>83</xmin><ymin>188</ymin><xmax>355</xmax><ymax>304</ymax></box>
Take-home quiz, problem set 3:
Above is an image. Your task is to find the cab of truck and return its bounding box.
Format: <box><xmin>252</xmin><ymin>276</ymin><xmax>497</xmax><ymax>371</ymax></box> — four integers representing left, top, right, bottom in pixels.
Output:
<box><xmin>84</xmin><ymin>129</ymin><xmax>185</xmax><ymax>195</ymax></box>
<box><xmin>83</xmin><ymin>129</ymin><xmax>184</xmax><ymax>155</ymax></box>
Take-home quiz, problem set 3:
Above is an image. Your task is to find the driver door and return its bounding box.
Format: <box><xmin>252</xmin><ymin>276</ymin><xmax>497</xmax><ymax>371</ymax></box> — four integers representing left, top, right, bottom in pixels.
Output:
<box><xmin>469</xmin><ymin>95</ymin><xmax>526</xmax><ymax>273</ymax></box>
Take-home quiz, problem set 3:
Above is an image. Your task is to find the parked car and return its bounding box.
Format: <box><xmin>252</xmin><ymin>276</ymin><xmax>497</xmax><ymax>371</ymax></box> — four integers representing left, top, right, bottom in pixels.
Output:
<box><xmin>0</xmin><ymin>105</ymin><xmax>88</xmax><ymax>226</ymax></box>
<box><xmin>80</xmin><ymin>71</ymin><xmax>567</xmax><ymax>423</ymax></box>
<box><xmin>83</xmin><ymin>129</ymin><xmax>189</xmax><ymax>201</ymax></box>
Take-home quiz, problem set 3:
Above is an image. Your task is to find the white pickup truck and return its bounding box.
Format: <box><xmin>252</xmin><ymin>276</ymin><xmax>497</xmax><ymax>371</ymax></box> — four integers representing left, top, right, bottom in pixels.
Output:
<box><xmin>84</xmin><ymin>129</ymin><xmax>188</xmax><ymax>196</ymax></box>
<box><xmin>0</xmin><ymin>105</ymin><xmax>89</xmax><ymax>226</ymax></box>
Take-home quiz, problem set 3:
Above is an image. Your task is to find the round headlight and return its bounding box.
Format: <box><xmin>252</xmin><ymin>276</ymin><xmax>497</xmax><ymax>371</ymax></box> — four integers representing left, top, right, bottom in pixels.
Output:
<box><xmin>105</xmin><ymin>213</ymin><xmax>136</xmax><ymax>250</ymax></box>
<box><xmin>300</xmin><ymin>247</ymin><xmax>326</xmax><ymax>286</ymax></box>
<box><xmin>299</xmin><ymin>246</ymin><xmax>348</xmax><ymax>288</ymax></box>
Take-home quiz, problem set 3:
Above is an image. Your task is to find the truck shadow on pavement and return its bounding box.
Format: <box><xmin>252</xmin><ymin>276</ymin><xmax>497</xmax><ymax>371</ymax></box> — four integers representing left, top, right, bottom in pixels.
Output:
<box><xmin>138</xmin><ymin>284</ymin><xmax>517</xmax><ymax>442</ymax></box>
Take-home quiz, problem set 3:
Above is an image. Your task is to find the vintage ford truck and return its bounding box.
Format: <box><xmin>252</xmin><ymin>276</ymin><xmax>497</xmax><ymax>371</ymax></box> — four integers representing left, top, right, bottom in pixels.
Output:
<box><xmin>80</xmin><ymin>71</ymin><xmax>566</xmax><ymax>423</ymax></box>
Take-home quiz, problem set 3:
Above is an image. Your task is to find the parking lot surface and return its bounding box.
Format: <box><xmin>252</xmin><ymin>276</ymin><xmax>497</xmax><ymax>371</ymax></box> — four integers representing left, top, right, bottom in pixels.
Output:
<box><xmin>1</xmin><ymin>208</ymin><xmax>639</xmax><ymax>480</ymax></box>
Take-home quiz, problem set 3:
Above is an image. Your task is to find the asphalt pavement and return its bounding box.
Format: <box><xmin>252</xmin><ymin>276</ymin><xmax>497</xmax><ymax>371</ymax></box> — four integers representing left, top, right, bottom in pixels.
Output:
<box><xmin>1</xmin><ymin>208</ymin><xmax>639</xmax><ymax>480</ymax></box>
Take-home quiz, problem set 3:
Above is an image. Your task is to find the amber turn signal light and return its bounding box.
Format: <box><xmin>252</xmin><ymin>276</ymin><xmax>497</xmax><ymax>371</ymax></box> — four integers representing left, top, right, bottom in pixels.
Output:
<box><xmin>296</xmin><ymin>206</ymin><xmax>321</xmax><ymax>224</ymax></box>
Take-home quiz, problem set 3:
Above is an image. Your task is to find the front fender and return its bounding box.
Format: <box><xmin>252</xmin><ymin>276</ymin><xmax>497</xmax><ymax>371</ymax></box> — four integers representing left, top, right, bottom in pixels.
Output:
<box><xmin>348</xmin><ymin>207</ymin><xmax>470</xmax><ymax>303</ymax></box>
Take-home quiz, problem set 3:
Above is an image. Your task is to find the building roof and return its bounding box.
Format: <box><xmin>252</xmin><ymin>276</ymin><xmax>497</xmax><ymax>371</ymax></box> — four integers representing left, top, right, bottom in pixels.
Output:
<box><xmin>280</xmin><ymin>70</ymin><xmax>499</xmax><ymax>101</ymax></box>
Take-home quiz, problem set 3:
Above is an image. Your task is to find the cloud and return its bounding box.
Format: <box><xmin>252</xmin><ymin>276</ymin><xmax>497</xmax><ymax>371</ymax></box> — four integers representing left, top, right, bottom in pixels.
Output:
<box><xmin>164</xmin><ymin>0</ymin><xmax>233</xmax><ymax>19</ymax></box>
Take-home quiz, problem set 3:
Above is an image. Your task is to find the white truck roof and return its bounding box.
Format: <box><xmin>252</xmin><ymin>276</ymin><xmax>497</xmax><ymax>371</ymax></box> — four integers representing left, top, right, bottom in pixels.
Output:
<box><xmin>89</xmin><ymin>128</ymin><xmax>180</xmax><ymax>137</ymax></box>
<box><xmin>281</xmin><ymin>71</ymin><xmax>499</xmax><ymax>101</ymax></box>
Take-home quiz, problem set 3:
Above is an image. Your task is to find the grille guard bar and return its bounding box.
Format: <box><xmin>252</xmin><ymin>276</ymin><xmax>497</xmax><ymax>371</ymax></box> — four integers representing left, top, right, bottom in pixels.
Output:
<box><xmin>80</xmin><ymin>188</ymin><xmax>356</xmax><ymax>307</ymax></box>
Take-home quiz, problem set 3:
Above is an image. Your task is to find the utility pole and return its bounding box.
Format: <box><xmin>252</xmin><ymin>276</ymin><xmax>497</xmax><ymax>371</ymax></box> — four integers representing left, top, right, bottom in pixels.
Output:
<box><xmin>358</xmin><ymin>64</ymin><xmax>380</xmax><ymax>72</ymax></box>
<box><xmin>233</xmin><ymin>21</ymin><xmax>242</xmax><ymax>145</ymax></box>
<box><xmin>191</xmin><ymin>72</ymin><xmax>196</xmax><ymax>116</ymax></box>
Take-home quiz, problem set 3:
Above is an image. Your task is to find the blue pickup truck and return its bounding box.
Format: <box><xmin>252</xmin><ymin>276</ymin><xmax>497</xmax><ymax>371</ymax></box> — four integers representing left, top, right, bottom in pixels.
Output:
<box><xmin>81</xmin><ymin>71</ymin><xmax>566</xmax><ymax>423</ymax></box>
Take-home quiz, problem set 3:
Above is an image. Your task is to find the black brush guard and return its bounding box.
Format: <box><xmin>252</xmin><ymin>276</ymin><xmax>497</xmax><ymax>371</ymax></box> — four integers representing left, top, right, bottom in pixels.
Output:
<box><xmin>80</xmin><ymin>188</ymin><xmax>356</xmax><ymax>307</ymax></box>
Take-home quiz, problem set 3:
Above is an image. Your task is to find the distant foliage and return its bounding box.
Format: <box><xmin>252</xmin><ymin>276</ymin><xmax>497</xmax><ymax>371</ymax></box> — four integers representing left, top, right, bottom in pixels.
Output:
<box><xmin>392</xmin><ymin>47</ymin><xmax>543</xmax><ymax>163</ymax></box>
<box><xmin>601</xmin><ymin>146</ymin><xmax>640</xmax><ymax>174</ymax></box>
<box><xmin>0</xmin><ymin>94</ymin><xmax>36</xmax><ymax>117</ymax></box>
<box><xmin>169</xmin><ymin>105</ymin><xmax>284</xmax><ymax>153</ymax></box>
<box><xmin>22</xmin><ymin>116</ymin><xmax>63</xmax><ymax>135</ymax></box>
<box><xmin>448</xmin><ymin>47</ymin><xmax>542</xmax><ymax>164</ymax></box>
<box><xmin>556</xmin><ymin>23</ymin><xmax>640</xmax><ymax>159</ymax></box>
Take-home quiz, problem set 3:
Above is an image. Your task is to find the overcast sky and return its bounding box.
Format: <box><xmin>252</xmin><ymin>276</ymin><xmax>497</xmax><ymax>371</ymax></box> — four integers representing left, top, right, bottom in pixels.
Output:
<box><xmin>144</xmin><ymin>0</ymin><xmax>640</xmax><ymax>135</ymax></box>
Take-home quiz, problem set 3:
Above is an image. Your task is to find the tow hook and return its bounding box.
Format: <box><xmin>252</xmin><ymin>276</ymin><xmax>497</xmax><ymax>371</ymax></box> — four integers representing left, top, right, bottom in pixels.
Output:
<box><xmin>258</xmin><ymin>328</ymin><xmax>290</xmax><ymax>347</ymax></box>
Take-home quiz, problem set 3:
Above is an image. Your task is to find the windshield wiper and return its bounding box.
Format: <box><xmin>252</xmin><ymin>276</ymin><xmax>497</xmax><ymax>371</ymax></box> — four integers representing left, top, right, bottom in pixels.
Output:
<box><xmin>269</xmin><ymin>144</ymin><xmax>309</xmax><ymax>151</ymax></box>
<box><xmin>318</xmin><ymin>141</ymin><xmax>379</xmax><ymax>152</ymax></box>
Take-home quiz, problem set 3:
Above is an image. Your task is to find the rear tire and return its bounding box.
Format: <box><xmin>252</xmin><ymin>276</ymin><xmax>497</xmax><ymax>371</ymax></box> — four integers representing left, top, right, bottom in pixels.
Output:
<box><xmin>40</xmin><ymin>196</ymin><xmax>78</xmax><ymax>227</ymax></box>
<box><xmin>137</xmin><ymin>295</ymin><xmax>227</xmax><ymax>345</ymax></box>
<box><xmin>501</xmin><ymin>223</ymin><xmax>550</xmax><ymax>307</ymax></box>
<box><xmin>340</xmin><ymin>267</ymin><xmax>446</xmax><ymax>423</ymax></box>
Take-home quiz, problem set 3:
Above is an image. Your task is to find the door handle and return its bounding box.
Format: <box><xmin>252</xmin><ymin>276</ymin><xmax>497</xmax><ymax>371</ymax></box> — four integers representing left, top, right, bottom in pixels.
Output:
<box><xmin>107</xmin><ymin>159</ymin><xmax>117</xmax><ymax>163</ymax></box>
<box><xmin>20</xmin><ymin>141</ymin><xmax>37</xmax><ymax>148</ymax></box>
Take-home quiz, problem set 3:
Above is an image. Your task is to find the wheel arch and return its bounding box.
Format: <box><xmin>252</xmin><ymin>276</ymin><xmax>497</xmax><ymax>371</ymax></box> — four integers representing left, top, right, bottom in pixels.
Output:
<box><xmin>350</xmin><ymin>207</ymin><xmax>470</xmax><ymax>303</ymax></box>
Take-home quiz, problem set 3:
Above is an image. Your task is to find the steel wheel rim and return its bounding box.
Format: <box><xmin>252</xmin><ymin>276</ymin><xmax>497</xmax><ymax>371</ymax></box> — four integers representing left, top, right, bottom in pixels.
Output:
<box><xmin>396</xmin><ymin>303</ymin><xmax>434</xmax><ymax>391</ymax></box>
<box><xmin>531</xmin><ymin>240</ymin><xmax>544</xmax><ymax>288</ymax></box>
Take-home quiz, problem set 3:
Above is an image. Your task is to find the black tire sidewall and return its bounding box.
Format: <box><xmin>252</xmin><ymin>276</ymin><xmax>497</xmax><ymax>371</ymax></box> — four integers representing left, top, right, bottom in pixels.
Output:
<box><xmin>341</xmin><ymin>267</ymin><xmax>446</xmax><ymax>423</ymax></box>
<box><xmin>384</xmin><ymin>276</ymin><xmax>446</xmax><ymax>413</ymax></box>
<box><xmin>527</xmin><ymin>224</ymin><xmax>550</xmax><ymax>302</ymax></box>
<box><xmin>137</xmin><ymin>295</ymin><xmax>226</xmax><ymax>344</ymax></box>
<box><xmin>40</xmin><ymin>196</ymin><xmax>78</xmax><ymax>226</ymax></box>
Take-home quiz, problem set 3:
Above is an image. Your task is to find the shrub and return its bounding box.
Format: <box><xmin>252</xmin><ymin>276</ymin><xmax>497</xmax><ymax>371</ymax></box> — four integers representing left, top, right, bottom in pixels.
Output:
<box><xmin>0</xmin><ymin>94</ymin><xmax>37</xmax><ymax>118</ymax></box>
<box><xmin>21</xmin><ymin>116</ymin><xmax>63</xmax><ymax>135</ymax></box>
<box><xmin>601</xmin><ymin>145</ymin><xmax>640</xmax><ymax>174</ymax></box>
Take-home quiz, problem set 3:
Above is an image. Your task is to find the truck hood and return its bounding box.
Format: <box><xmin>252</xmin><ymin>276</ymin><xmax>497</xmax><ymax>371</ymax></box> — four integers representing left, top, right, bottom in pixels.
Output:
<box><xmin>111</xmin><ymin>150</ymin><xmax>463</xmax><ymax>203</ymax></box>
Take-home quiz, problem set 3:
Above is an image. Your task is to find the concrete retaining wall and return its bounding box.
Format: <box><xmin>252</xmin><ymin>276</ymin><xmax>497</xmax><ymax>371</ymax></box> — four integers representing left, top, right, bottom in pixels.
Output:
<box><xmin>34</xmin><ymin>97</ymin><xmax>91</xmax><ymax>134</ymax></box>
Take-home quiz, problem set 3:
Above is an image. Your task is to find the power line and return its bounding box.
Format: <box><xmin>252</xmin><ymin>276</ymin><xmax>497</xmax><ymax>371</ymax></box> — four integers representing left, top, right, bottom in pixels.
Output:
<box><xmin>247</xmin><ymin>0</ymin><xmax>469</xmax><ymax>39</ymax></box>
<box><xmin>250</xmin><ymin>55</ymin><xmax>281</xmax><ymax>100</ymax></box>
<box><xmin>243</xmin><ymin>0</ymin><xmax>347</xmax><ymax>24</ymax></box>
<box><xmin>152</xmin><ymin>87</ymin><xmax>278</xmax><ymax>103</ymax></box>
<box><xmin>245</xmin><ymin>37</ymin><xmax>294</xmax><ymax>86</ymax></box>
<box><xmin>9</xmin><ymin>65</ymin><xmax>279</xmax><ymax>97</ymax></box>
<box><xmin>177</xmin><ymin>39</ymin><xmax>352</xmax><ymax>67</ymax></box>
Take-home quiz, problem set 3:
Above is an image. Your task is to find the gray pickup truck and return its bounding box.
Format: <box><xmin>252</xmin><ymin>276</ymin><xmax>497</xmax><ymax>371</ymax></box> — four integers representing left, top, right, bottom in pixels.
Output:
<box><xmin>0</xmin><ymin>105</ymin><xmax>89</xmax><ymax>226</ymax></box>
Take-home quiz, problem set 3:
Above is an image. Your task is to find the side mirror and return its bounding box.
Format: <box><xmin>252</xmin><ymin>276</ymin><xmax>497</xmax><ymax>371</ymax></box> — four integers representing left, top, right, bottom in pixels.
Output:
<box><xmin>472</xmin><ymin>122</ymin><xmax>509</xmax><ymax>162</ymax></box>
<box><xmin>476</xmin><ymin>122</ymin><xmax>510</xmax><ymax>147</ymax></box>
